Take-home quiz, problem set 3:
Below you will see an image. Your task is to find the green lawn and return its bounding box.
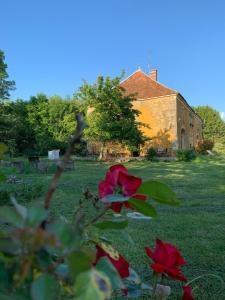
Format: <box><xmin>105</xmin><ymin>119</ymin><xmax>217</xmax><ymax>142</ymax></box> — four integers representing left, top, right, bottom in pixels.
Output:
<box><xmin>1</xmin><ymin>156</ymin><xmax>225</xmax><ymax>299</ymax></box>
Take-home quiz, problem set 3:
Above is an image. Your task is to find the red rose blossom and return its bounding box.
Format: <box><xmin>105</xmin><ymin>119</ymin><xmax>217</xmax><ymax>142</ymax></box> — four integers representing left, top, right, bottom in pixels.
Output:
<box><xmin>182</xmin><ymin>286</ymin><xmax>196</xmax><ymax>300</ymax></box>
<box><xmin>145</xmin><ymin>239</ymin><xmax>187</xmax><ymax>282</ymax></box>
<box><xmin>98</xmin><ymin>164</ymin><xmax>146</xmax><ymax>212</ymax></box>
<box><xmin>94</xmin><ymin>243</ymin><xmax>130</xmax><ymax>278</ymax></box>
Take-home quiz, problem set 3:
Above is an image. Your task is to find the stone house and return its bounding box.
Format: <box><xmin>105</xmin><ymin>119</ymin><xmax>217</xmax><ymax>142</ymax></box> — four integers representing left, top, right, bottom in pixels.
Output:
<box><xmin>87</xmin><ymin>69</ymin><xmax>203</xmax><ymax>157</ymax></box>
<box><xmin>120</xmin><ymin>69</ymin><xmax>203</xmax><ymax>156</ymax></box>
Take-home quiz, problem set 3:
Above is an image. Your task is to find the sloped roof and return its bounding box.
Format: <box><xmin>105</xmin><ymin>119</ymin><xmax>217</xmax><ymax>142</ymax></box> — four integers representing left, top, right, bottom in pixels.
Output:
<box><xmin>120</xmin><ymin>69</ymin><xmax>177</xmax><ymax>99</ymax></box>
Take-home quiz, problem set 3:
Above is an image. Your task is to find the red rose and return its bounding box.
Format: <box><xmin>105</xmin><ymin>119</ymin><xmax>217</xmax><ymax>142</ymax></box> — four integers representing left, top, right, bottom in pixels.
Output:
<box><xmin>145</xmin><ymin>239</ymin><xmax>187</xmax><ymax>282</ymax></box>
<box><xmin>182</xmin><ymin>286</ymin><xmax>196</xmax><ymax>300</ymax></box>
<box><xmin>99</xmin><ymin>164</ymin><xmax>146</xmax><ymax>212</ymax></box>
<box><xmin>94</xmin><ymin>243</ymin><xmax>130</xmax><ymax>278</ymax></box>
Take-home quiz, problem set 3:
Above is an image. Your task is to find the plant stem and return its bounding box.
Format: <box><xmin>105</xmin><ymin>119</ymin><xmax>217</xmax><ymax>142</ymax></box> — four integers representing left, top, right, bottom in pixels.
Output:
<box><xmin>152</xmin><ymin>273</ymin><xmax>159</xmax><ymax>298</ymax></box>
<box><xmin>85</xmin><ymin>206</ymin><xmax>109</xmax><ymax>228</ymax></box>
<box><xmin>44</xmin><ymin>113</ymin><xmax>88</xmax><ymax>209</ymax></box>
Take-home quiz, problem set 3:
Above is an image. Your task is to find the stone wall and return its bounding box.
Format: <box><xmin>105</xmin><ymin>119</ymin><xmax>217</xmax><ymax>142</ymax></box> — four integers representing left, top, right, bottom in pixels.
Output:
<box><xmin>176</xmin><ymin>95</ymin><xmax>203</xmax><ymax>149</ymax></box>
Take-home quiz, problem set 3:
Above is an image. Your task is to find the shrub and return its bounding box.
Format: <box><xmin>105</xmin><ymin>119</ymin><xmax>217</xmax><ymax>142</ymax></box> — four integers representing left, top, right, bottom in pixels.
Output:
<box><xmin>146</xmin><ymin>147</ymin><xmax>157</xmax><ymax>161</ymax></box>
<box><xmin>0</xmin><ymin>180</ymin><xmax>45</xmax><ymax>206</ymax></box>
<box><xmin>213</xmin><ymin>142</ymin><xmax>225</xmax><ymax>155</ymax></box>
<box><xmin>176</xmin><ymin>149</ymin><xmax>196</xmax><ymax>162</ymax></box>
<box><xmin>74</xmin><ymin>142</ymin><xmax>87</xmax><ymax>157</ymax></box>
<box><xmin>196</xmin><ymin>139</ymin><xmax>214</xmax><ymax>154</ymax></box>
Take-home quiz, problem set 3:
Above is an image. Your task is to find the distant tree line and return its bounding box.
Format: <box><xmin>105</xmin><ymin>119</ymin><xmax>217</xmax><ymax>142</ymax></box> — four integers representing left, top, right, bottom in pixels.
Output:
<box><xmin>194</xmin><ymin>106</ymin><xmax>225</xmax><ymax>144</ymax></box>
<box><xmin>0</xmin><ymin>95</ymin><xmax>80</xmax><ymax>156</ymax></box>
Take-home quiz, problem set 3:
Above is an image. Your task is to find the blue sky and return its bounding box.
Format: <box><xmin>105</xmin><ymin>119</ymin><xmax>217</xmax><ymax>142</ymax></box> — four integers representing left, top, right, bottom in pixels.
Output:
<box><xmin>1</xmin><ymin>0</ymin><xmax>225</xmax><ymax>118</ymax></box>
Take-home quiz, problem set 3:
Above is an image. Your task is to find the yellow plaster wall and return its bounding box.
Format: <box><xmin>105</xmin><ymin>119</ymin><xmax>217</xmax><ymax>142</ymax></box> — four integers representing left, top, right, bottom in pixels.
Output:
<box><xmin>133</xmin><ymin>95</ymin><xmax>178</xmax><ymax>155</ymax></box>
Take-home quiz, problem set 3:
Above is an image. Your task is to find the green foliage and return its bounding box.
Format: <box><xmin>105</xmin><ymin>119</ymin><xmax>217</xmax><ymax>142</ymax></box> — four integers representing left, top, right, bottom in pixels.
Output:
<box><xmin>128</xmin><ymin>198</ymin><xmax>157</xmax><ymax>217</ymax></box>
<box><xmin>0</xmin><ymin>95</ymin><xmax>80</xmax><ymax>156</ymax></box>
<box><xmin>196</xmin><ymin>139</ymin><xmax>214</xmax><ymax>154</ymax></box>
<box><xmin>176</xmin><ymin>149</ymin><xmax>196</xmax><ymax>162</ymax></box>
<box><xmin>74</xmin><ymin>142</ymin><xmax>87</xmax><ymax>157</ymax></box>
<box><xmin>146</xmin><ymin>147</ymin><xmax>157</xmax><ymax>161</ymax></box>
<box><xmin>0</xmin><ymin>143</ymin><xmax>7</xmax><ymax>184</ymax></box>
<box><xmin>74</xmin><ymin>269</ymin><xmax>111</xmax><ymax>300</ymax></box>
<box><xmin>94</xmin><ymin>219</ymin><xmax>128</xmax><ymax>230</ymax></box>
<box><xmin>0</xmin><ymin>181</ymin><xmax>45</xmax><ymax>206</ymax></box>
<box><xmin>95</xmin><ymin>257</ymin><xmax>124</xmax><ymax>290</ymax></box>
<box><xmin>194</xmin><ymin>105</ymin><xmax>225</xmax><ymax>143</ymax></box>
<box><xmin>137</xmin><ymin>180</ymin><xmax>180</xmax><ymax>206</ymax></box>
<box><xmin>74</xmin><ymin>74</ymin><xmax>146</xmax><ymax>155</ymax></box>
<box><xmin>0</xmin><ymin>49</ymin><xmax>15</xmax><ymax>101</ymax></box>
<box><xmin>213</xmin><ymin>142</ymin><xmax>225</xmax><ymax>154</ymax></box>
<box><xmin>31</xmin><ymin>274</ymin><xmax>60</xmax><ymax>300</ymax></box>
<box><xmin>0</xmin><ymin>143</ymin><xmax>8</xmax><ymax>159</ymax></box>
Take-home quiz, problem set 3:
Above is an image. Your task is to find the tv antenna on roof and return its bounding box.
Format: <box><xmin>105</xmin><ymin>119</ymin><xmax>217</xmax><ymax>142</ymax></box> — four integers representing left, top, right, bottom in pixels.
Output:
<box><xmin>147</xmin><ymin>49</ymin><xmax>152</xmax><ymax>73</ymax></box>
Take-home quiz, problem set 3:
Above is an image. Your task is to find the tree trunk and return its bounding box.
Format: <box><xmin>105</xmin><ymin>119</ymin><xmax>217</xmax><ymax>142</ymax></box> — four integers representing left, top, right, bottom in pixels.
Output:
<box><xmin>98</xmin><ymin>142</ymin><xmax>105</xmax><ymax>160</ymax></box>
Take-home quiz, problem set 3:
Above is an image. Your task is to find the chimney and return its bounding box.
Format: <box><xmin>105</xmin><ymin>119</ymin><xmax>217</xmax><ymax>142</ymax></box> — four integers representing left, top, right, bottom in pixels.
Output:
<box><xmin>150</xmin><ymin>69</ymin><xmax>157</xmax><ymax>81</ymax></box>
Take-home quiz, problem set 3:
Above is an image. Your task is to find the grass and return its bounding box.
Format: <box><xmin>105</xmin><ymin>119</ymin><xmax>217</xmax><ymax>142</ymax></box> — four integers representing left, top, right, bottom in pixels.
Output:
<box><xmin>1</xmin><ymin>156</ymin><xmax>225</xmax><ymax>299</ymax></box>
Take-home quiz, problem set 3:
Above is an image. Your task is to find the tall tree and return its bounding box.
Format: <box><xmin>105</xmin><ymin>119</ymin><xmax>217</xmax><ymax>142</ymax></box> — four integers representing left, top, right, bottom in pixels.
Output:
<box><xmin>27</xmin><ymin>94</ymin><xmax>52</xmax><ymax>154</ymax></box>
<box><xmin>194</xmin><ymin>106</ymin><xmax>225</xmax><ymax>143</ymax></box>
<box><xmin>48</xmin><ymin>96</ymin><xmax>79</xmax><ymax>145</ymax></box>
<box><xmin>74</xmin><ymin>74</ymin><xmax>146</xmax><ymax>157</ymax></box>
<box><xmin>0</xmin><ymin>50</ymin><xmax>15</xmax><ymax>101</ymax></box>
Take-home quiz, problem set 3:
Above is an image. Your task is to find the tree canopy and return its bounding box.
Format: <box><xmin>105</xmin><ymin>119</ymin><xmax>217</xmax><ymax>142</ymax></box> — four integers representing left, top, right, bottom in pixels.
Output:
<box><xmin>0</xmin><ymin>95</ymin><xmax>79</xmax><ymax>156</ymax></box>
<box><xmin>0</xmin><ymin>49</ymin><xmax>15</xmax><ymax>101</ymax></box>
<box><xmin>74</xmin><ymin>74</ymin><xmax>146</xmax><ymax>154</ymax></box>
<box><xmin>194</xmin><ymin>105</ymin><xmax>225</xmax><ymax>143</ymax></box>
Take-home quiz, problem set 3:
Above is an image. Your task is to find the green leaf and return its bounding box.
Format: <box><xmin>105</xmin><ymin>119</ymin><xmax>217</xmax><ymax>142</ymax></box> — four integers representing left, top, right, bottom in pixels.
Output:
<box><xmin>68</xmin><ymin>250</ymin><xmax>93</xmax><ymax>280</ymax></box>
<box><xmin>55</xmin><ymin>263</ymin><xmax>69</xmax><ymax>280</ymax></box>
<box><xmin>128</xmin><ymin>198</ymin><xmax>157</xmax><ymax>217</ymax></box>
<box><xmin>0</xmin><ymin>172</ymin><xmax>6</xmax><ymax>182</ymax></box>
<box><xmin>0</xmin><ymin>143</ymin><xmax>8</xmax><ymax>159</ymax></box>
<box><xmin>27</xmin><ymin>206</ymin><xmax>48</xmax><ymax>228</ymax></box>
<box><xmin>95</xmin><ymin>257</ymin><xmax>125</xmax><ymax>290</ymax></box>
<box><xmin>127</xmin><ymin>212</ymin><xmax>152</xmax><ymax>220</ymax></box>
<box><xmin>94</xmin><ymin>219</ymin><xmax>128</xmax><ymax>230</ymax></box>
<box><xmin>126</xmin><ymin>285</ymin><xmax>141</xmax><ymax>298</ymax></box>
<box><xmin>47</xmin><ymin>221</ymin><xmax>74</xmax><ymax>248</ymax></box>
<box><xmin>31</xmin><ymin>274</ymin><xmax>59</xmax><ymax>300</ymax></box>
<box><xmin>0</xmin><ymin>261</ymin><xmax>12</xmax><ymax>290</ymax></box>
<box><xmin>0</xmin><ymin>238</ymin><xmax>21</xmax><ymax>255</ymax></box>
<box><xmin>137</xmin><ymin>181</ymin><xmax>180</xmax><ymax>206</ymax></box>
<box><xmin>74</xmin><ymin>269</ymin><xmax>111</xmax><ymax>300</ymax></box>
<box><xmin>11</xmin><ymin>197</ymin><xmax>27</xmax><ymax>220</ymax></box>
<box><xmin>0</xmin><ymin>294</ymin><xmax>26</xmax><ymax>300</ymax></box>
<box><xmin>0</xmin><ymin>295</ymin><xmax>14</xmax><ymax>300</ymax></box>
<box><xmin>120</xmin><ymin>231</ymin><xmax>134</xmax><ymax>245</ymax></box>
<box><xmin>100</xmin><ymin>194</ymin><xmax>129</xmax><ymax>203</ymax></box>
<box><xmin>0</xmin><ymin>206</ymin><xmax>25</xmax><ymax>228</ymax></box>
<box><xmin>126</xmin><ymin>268</ymin><xmax>141</xmax><ymax>285</ymax></box>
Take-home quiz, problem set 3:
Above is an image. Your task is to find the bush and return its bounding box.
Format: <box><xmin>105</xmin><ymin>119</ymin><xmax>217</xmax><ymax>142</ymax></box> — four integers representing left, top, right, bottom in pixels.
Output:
<box><xmin>213</xmin><ymin>142</ymin><xmax>225</xmax><ymax>155</ymax></box>
<box><xmin>176</xmin><ymin>149</ymin><xmax>196</xmax><ymax>162</ymax></box>
<box><xmin>146</xmin><ymin>147</ymin><xmax>157</xmax><ymax>161</ymax></box>
<box><xmin>196</xmin><ymin>139</ymin><xmax>214</xmax><ymax>154</ymax></box>
<box><xmin>74</xmin><ymin>142</ymin><xmax>87</xmax><ymax>157</ymax></box>
<box><xmin>0</xmin><ymin>181</ymin><xmax>45</xmax><ymax>206</ymax></box>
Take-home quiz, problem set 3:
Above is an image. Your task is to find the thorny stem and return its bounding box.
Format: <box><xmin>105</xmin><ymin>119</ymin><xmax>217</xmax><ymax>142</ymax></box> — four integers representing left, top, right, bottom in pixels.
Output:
<box><xmin>152</xmin><ymin>272</ymin><xmax>159</xmax><ymax>298</ymax></box>
<box><xmin>44</xmin><ymin>113</ymin><xmax>88</xmax><ymax>210</ymax></box>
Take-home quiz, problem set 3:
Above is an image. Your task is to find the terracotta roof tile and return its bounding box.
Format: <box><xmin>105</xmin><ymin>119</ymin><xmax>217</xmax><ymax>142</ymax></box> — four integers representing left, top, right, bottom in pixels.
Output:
<box><xmin>120</xmin><ymin>69</ymin><xmax>177</xmax><ymax>99</ymax></box>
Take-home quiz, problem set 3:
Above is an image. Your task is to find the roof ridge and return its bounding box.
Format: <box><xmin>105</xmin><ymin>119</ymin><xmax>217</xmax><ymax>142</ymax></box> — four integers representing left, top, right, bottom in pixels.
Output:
<box><xmin>120</xmin><ymin>68</ymin><xmax>146</xmax><ymax>84</ymax></box>
<box><xmin>120</xmin><ymin>69</ymin><xmax>177</xmax><ymax>94</ymax></box>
